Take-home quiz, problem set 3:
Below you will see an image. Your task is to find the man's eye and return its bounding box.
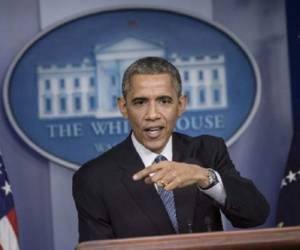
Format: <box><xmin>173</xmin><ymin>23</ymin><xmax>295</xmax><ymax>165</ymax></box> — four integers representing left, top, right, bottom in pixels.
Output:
<box><xmin>159</xmin><ymin>97</ymin><xmax>172</xmax><ymax>104</ymax></box>
<box><xmin>133</xmin><ymin>99</ymin><xmax>146</xmax><ymax>106</ymax></box>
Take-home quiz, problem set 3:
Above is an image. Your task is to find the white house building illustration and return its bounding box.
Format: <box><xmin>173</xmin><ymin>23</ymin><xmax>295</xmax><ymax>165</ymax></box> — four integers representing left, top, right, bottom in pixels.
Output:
<box><xmin>37</xmin><ymin>37</ymin><xmax>228</xmax><ymax>119</ymax></box>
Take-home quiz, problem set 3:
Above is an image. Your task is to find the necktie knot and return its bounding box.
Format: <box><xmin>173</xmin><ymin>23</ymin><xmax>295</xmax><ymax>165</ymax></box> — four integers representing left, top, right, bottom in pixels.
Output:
<box><xmin>154</xmin><ymin>155</ymin><xmax>167</xmax><ymax>163</ymax></box>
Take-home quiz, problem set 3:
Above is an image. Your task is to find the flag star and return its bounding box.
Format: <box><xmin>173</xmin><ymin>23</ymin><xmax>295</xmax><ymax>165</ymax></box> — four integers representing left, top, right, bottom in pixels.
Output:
<box><xmin>281</xmin><ymin>178</ymin><xmax>287</xmax><ymax>187</ymax></box>
<box><xmin>281</xmin><ymin>178</ymin><xmax>287</xmax><ymax>188</ymax></box>
<box><xmin>1</xmin><ymin>181</ymin><xmax>12</xmax><ymax>196</ymax></box>
<box><xmin>286</xmin><ymin>170</ymin><xmax>297</xmax><ymax>183</ymax></box>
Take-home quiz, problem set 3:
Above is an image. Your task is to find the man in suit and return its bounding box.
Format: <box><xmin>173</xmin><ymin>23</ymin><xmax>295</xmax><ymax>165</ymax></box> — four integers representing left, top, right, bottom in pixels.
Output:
<box><xmin>73</xmin><ymin>57</ymin><xmax>269</xmax><ymax>242</ymax></box>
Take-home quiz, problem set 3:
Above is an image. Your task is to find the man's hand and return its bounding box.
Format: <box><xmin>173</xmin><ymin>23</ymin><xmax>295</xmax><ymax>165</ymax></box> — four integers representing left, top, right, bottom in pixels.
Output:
<box><xmin>133</xmin><ymin>161</ymin><xmax>210</xmax><ymax>191</ymax></box>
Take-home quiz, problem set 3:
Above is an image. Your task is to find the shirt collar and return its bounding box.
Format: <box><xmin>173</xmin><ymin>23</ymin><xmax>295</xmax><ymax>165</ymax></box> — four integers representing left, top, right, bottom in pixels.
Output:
<box><xmin>131</xmin><ymin>133</ymin><xmax>172</xmax><ymax>168</ymax></box>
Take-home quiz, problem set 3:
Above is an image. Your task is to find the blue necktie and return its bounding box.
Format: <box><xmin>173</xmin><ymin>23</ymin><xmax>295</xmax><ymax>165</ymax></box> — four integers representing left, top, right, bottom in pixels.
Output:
<box><xmin>154</xmin><ymin>155</ymin><xmax>179</xmax><ymax>233</ymax></box>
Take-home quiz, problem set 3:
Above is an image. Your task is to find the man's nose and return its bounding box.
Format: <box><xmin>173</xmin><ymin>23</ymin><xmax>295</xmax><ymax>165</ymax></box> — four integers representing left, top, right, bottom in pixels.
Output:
<box><xmin>145</xmin><ymin>102</ymin><xmax>160</xmax><ymax>120</ymax></box>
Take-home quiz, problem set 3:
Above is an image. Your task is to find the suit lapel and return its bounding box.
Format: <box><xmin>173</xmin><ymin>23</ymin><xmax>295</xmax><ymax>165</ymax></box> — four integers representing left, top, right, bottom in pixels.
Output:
<box><xmin>172</xmin><ymin>133</ymin><xmax>198</xmax><ymax>233</ymax></box>
<box><xmin>119</xmin><ymin>136</ymin><xmax>175</xmax><ymax>234</ymax></box>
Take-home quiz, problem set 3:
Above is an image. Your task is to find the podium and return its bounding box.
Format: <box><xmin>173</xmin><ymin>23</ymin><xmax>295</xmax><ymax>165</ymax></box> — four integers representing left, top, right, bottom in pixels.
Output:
<box><xmin>76</xmin><ymin>226</ymin><xmax>300</xmax><ymax>250</ymax></box>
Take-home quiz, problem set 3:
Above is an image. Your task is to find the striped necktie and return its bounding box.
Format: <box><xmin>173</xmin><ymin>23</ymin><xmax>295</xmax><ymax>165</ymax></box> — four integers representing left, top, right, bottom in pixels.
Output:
<box><xmin>154</xmin><ymin>155</ymin><xmax>179</xmax><ymax>233</ymax></box>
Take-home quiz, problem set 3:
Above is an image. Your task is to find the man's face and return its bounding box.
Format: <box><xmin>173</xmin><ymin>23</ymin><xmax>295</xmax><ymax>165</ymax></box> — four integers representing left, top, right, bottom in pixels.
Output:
<box><xmin>118</xmin><ymin>73</ymin><xmax>186</xmax><ymax>153</ymax></box>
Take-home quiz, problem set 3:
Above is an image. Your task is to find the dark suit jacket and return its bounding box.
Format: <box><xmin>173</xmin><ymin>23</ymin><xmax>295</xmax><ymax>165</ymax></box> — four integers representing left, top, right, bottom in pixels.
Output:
<box><xmin>73</xmin><ymin>133</ymin><xmax>269</xmax><ymax>242</ymax></box>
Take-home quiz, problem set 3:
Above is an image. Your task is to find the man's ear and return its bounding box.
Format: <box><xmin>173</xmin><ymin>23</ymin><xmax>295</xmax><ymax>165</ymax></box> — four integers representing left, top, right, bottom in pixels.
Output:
<box><xmin>118</xmin><ymin>96</ymin><xmax>128</xmax><ymax>118</ymax></box>
<box><xmin>177</xmin><ymin>95</ymin><xmax>187</xmax><ymax>117</ymax></box>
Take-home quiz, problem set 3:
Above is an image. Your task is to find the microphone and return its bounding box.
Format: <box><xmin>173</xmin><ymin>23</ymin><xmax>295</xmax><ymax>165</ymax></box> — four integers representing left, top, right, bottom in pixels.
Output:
<box><xmin>204</xmin><ymin>216</ymin><xmax>213</xmax><ymax>232</ymax></box>
<box><xmin>187</xmin><ymin>220</ymin><xmax>193</xmax><ymax>233</ymax></box>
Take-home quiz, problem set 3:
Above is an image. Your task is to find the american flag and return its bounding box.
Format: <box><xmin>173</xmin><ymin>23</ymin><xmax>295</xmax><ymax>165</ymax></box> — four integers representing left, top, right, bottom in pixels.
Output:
<box><xmin>0</xmin><ymin>154</ymin><xmax>19</xmax><ymax>250</ymax></box>
<box><xmin>277</xmin><ymin>120</ymin><xmax>300</xmax><ymax>226</ymax></box>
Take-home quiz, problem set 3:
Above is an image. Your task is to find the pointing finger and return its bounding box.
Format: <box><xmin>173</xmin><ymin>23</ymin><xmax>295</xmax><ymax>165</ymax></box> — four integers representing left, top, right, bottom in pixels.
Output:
<box><xmin>133</xmin><ymin>164</ymin><xmax>161</xmax><ymax>181</ymax></box>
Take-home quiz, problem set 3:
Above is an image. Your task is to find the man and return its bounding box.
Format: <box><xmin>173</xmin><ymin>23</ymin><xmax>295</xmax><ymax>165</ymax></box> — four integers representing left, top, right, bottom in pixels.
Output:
<box><xmin>73</xmin><ymin>57</ymin><xmax>269</xmax><ymax>242</ymax></box>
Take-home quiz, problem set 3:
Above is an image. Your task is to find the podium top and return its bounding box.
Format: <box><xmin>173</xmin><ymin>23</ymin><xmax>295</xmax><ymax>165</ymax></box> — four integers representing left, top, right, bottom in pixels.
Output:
<box><xmin>76</xmin><ymin>226</ymin><xmax>300</xmax><ymax>250</ymax></box>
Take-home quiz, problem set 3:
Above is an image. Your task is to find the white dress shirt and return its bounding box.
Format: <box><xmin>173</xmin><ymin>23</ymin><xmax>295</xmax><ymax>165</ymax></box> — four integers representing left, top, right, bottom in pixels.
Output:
<box><xmin>131</xmin><ymin>133</ymin><xmax>226</xmax><ymax>205</ymax></box>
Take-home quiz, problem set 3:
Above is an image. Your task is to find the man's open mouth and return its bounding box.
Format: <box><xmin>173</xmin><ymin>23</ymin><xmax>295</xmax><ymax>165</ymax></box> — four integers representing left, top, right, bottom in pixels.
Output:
<box><xmin>144</xmin><ymin>126</ymin><xmax>164</xmax><ymax>138</ymax></box>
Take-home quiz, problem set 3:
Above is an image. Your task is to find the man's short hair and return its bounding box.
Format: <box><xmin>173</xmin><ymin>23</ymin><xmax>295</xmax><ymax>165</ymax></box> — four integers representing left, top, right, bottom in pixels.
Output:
<box><xmin>122</xmin><ymin>57</ymin><xmax>182</xmax><ymax>98</ymax></box>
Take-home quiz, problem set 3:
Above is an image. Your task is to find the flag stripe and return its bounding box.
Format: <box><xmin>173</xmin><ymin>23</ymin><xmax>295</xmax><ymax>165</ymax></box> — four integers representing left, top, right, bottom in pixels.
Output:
<box><xmin>6</xmin><ymin>209</ymin><xmax>18</xmax><ymax>237</ymax></box>
<box><xmin>0</xmin><ymin>216</ymin><xmax>19</xmax><ymax>250</ymax></box>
